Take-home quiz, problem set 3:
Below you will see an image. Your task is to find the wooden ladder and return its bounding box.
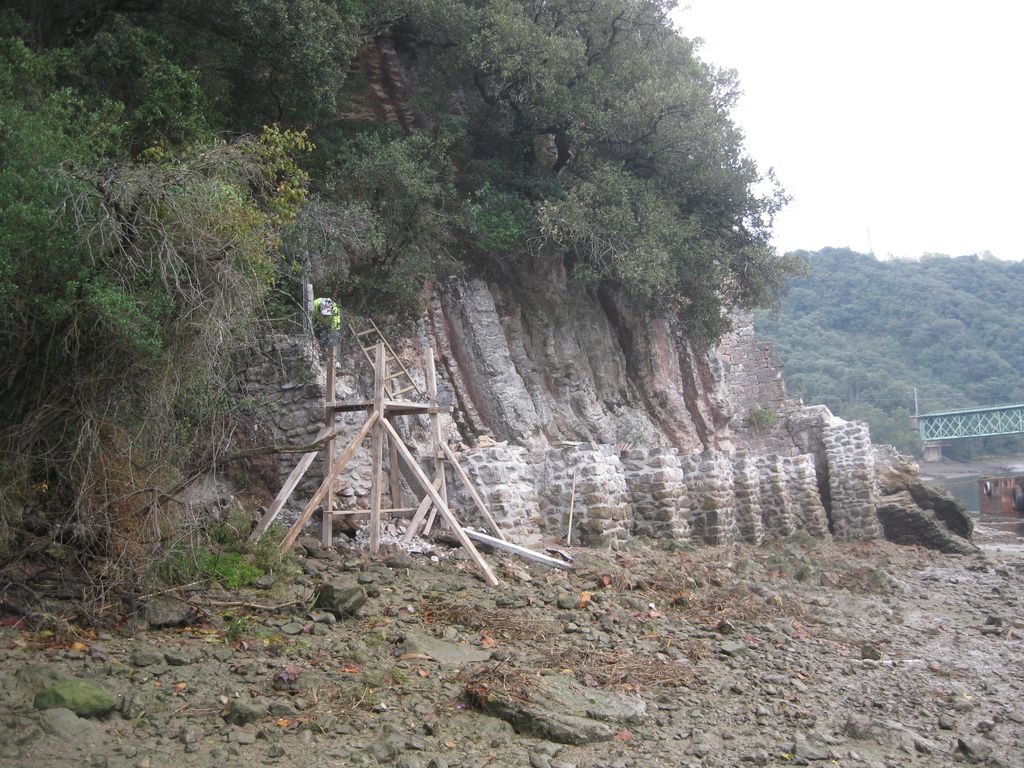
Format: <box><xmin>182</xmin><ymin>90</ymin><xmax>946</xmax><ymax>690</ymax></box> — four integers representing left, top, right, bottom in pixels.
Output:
<box><xmin>349</xmin><ymin>318</ymin><xmax>424</xmax><ymax>400</ymax></box>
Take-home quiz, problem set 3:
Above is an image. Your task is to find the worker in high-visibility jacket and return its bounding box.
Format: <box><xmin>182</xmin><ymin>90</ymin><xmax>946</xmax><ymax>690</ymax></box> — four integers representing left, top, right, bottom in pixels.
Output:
<box><xmin>311</xmin><ymin>297</ymin><xmax>341</xmax><ymax>355</ymax></box>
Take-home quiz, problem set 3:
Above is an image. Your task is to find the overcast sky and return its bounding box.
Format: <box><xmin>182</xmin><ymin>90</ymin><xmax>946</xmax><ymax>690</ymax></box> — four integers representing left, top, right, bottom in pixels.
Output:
<box><xmin>673</xmin><ymin>1</ymin><xmax>1023</xmax><ymax>260</ymax></box>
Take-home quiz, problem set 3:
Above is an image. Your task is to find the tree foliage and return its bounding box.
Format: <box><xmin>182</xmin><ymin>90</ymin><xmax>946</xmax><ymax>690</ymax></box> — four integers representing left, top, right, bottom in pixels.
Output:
<box><xmin>0</xmin><ymin>0</ymin><xmax>798</xmax><ymax>581</ymax></box>
<box><xmin>755</xmin><ymin>248</ymin><xmax>1024</xmax><ymax>457</ymax></box>
<box><xmin>0</xmin><ymin>33</ymin><xmax>310</xmax><ymax>574</ymax></box>
<box><xmin>350</xmin><ymin>0</ymin><xmax>798</xmax><ymax>342</ymax></box>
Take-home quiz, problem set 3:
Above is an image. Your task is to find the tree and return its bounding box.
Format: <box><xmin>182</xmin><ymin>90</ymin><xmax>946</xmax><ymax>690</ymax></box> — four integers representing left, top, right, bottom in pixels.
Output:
<box><xmin>756</xmin><ymin>248</ymin><xmax>1024</xmax><ymax>458</ymax></box>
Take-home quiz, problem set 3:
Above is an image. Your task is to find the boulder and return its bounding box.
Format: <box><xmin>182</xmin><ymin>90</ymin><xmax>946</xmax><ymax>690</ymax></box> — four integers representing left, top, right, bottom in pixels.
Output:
<box><xmin>33</xmin><ymin>679</ymin><xmax>118</xmax><ymax>717</ymax></box>
<box><xmin>37</xmin><ymin>708</ymin><xmax>100</xmax><ymax>741</ymax></box>
<box><xmin>472</xmin><ymin>673</ymin><xmax>645</xmax><ymax>744</ymax></box>
<box><xmin>400</xmin><ymin>632</ymin><xmax>492</xmax><ymax>666</ymax></box>
<box><xmin>314</xmin><ymin>579</ymin><xmax>367</xmax><ymax>617</ymax></box>
<box><xmin>876</xmin><ymin>492</ymin><xmax>977</xmax><ymax>555</ymax></box>
<box><xmin>144</xmin><ymin>596</ymin><xmax>194</xmax><ymax>628</ymax></box>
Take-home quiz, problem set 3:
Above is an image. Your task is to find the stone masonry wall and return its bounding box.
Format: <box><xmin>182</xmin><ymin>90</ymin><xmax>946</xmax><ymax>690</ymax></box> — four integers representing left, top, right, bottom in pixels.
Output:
<box><xmin>539</xmin><ymin>444</ymin><xmax>633</xmax><ymax>549</ymax></box>
<box><xmin>241</xmin><ymin>335</ymin><xmax>379</xmax><ymax>526</ymax></box>
<box><xmin>823</xmin><ymin>419</ymin><xmax>882</xmax><ymax>539</ymax></box>
<box><xmin>680</xmin><ymin>451</ymin><xmax>740</xmax><ymax>546</ymax></box>
<box><xmin>445</xmin><ymin>443</ymin><xmax>544</xmax><ymax>545</ymax></box>
<box><xmin>716</xmin><ymin>312</ymin><xmax>789</xmax><ymax>415</ymax></box>
<box><xmin>731</xmin><ymin>455</ymin><xmax>766</xmax><ymax>545</ymax></box>
<box><xmin>621</xmin><ymin>448</ymin><xmax>691</xmax><ymax>543</ymax></box>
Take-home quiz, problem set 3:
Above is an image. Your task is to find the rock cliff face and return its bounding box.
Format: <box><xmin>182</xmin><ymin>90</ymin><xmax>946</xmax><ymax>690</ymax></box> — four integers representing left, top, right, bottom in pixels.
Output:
<box><xmin>245</xmin><ymin>261</ymin><xmax>969</xmax><ymax>552</ymax></box>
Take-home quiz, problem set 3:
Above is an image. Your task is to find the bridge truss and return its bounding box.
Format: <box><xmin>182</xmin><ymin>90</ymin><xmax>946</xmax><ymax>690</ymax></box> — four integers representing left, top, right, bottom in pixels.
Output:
<box><xmin>917</xmin><ymin>403</ymin><xmax>1024</xmax><ymax>442</ymax></box>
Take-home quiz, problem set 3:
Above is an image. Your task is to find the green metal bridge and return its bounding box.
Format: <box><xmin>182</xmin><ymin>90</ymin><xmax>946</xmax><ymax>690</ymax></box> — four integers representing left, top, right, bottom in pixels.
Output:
<box><xmin>916</xmin><ymin>403</ymin><xmax>1024</xmax><ymax>442</ymax></box>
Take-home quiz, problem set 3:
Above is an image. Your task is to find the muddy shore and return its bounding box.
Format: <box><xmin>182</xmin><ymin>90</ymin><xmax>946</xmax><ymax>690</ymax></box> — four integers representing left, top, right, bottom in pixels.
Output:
<box><xmin>3</xmin><ymin>525</ymin><xmax>1023</xmax><ymax>768</ymax></box>
<box><xmin>917</xmin><ymin>456</ymin><xmax>1024</xmax><ymax>483</ymax></box>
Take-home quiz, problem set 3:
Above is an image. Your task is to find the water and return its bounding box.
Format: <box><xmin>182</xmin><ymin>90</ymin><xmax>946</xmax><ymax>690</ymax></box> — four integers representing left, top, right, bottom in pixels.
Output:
<box><xmin>928</xmin><ymin>473</ymin><xmax>1024</xmax><ymax>537</ymax></box>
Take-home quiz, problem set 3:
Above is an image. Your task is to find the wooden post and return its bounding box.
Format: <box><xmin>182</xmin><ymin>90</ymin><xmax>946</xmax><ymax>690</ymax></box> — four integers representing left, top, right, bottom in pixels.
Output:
<box><xmin>423</xmin><ymin>348</ymin><xmax>448</xmax><ymax>538</ymax></box>
<box><xmin>322</xmin><ymin>345</ymin><xmax>336</xmax><ymax>547</ymax></box>
<box><xmin>421</xmin><ymin>348</ymin><xmax>446</xmax><ymax>536</ymax></box>
<box><xmin>426</xmin><ymin>349</ymin><xmax>448</xmax><ymax>505</ymax></box>
<box><xmin>567</xmin><ymin>469</ymin><xmax>577</xmax><ymax>546</ymax></box>
<box><xmin>369</xmin><ymin>344</ymin><xmax>385</xmax><ymax>555</ymax></box>
<box><xmin>302</xmin><ymin>273</ymin><xmax>313</xmax><ymax>337</ymax></box>
<box><xmin>380</xmin><ymin>419</ymin><xmax>499</xmax><ymax>586</ymax></box>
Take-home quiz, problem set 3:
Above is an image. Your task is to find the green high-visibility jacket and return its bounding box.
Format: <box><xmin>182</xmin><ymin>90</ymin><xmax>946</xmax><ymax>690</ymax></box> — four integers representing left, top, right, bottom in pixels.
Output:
<box><xmin>312</xmin><ymin>297</ymin><xmax>341</xmax><ymax>330</ymax></box>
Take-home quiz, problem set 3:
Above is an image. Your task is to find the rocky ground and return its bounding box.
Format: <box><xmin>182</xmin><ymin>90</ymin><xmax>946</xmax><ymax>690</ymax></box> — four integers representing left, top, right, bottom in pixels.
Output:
<box><xmin>2</xmin><ymin>526</ymin><xmax>1024</xmax><ymax>768</ymax></box>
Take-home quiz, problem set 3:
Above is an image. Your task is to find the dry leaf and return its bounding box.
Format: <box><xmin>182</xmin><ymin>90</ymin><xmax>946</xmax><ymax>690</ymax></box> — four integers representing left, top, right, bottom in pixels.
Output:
<box><xmin>444</xmin><ymin>740</ymin><xmax>458</xmax><ymax>749</ymax></box>
<box><xmin>400</xmin><ymin>653</ymin><xmax>431</xmax><ymax>661</ymax></box>
<box><xmin>275</xmin><ymin>718</ymin><xmax>292</xmax><ymax>728</ymax></box>
<box><xmin>417</xmin><ymin>669</ymin><xmax>429</xmax><ymax>678</ymax></box>
<box><xmin>579</xmin><ymin>591</ymin><xmax>593</xmax><ymax>608</ymax></box>
<box><xmin>481</xmin><ymin>636</ymin><xmax>497</xmax><ymax>649</ymax></box>
<box><xmin>613</xmin><ymin>730</ymin><xmax>632</xmax><ymax>741</ymax></box>
<box><xmin>70</xmin><ymin>641</ymin><xmax>89</xmax><ymax>652</ymax></box>
<box><xmin>276</xmin><ymin>665</ymin><xmax>302</xmax><ymax>684</ymax></box>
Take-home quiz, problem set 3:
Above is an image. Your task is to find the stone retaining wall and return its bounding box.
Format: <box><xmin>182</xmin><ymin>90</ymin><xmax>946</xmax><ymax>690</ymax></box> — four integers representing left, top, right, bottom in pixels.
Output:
<box><xmin>622</xmin><ymin>448</ymin><xmax>691</xmax><ymax>543</ymax></box>
<box><xmin>446</xmin><ymin>443</ymin><xmax>543</xmax><ymax>545</ymax></box>
<box><xmin>538</xmin><ymin>444</ymin><xmax>633</xmax><ymax>549</ymax></box>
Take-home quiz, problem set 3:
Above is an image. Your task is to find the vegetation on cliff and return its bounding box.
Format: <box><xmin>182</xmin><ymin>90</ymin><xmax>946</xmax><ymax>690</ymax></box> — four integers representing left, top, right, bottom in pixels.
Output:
<box><xmin>0</xmin><ymin>1</ymin><xmax>799</xmax><ymax>586</ymax></box>
<box><xmin>755</xmin><ymin>247</ymin><xmax>1024</xmax><ymax>458</ymax></box>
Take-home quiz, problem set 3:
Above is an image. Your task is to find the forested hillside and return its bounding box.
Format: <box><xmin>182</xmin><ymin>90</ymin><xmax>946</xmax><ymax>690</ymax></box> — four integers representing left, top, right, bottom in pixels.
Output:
<box><xmin>755</xmin><ymin>248</ymin><xmax>1024</xmax><ymax>457</ymax></box>
<box><xmin>0</xmin><ymin>1</ymin><xmax>800</xmax><ymax>585</ymax></box>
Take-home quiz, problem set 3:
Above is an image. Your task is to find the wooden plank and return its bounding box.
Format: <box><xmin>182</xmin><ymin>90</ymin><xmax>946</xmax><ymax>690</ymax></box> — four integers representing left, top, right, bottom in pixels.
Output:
<box><xmin>464</xmin><ymin>529</ymin><xmax>575</xmax><ymax>571</ymax></box>
<box><xmin>401</xmin><ymin>478</ymin><xmax>441</xmax><ymax>544</ymax></box>
<box><xmin>249</xmin><ymin>424</ymin><xmax>330</xmax><ymax>542</ymax></box>
<box><xmin>278</xmin><ymin>411</ymin><xmax>379</xmax><ymax>552</ymax></box>
<box><xmin>322</xmin><ymin>346</ymin><xmax>337</xmax><ymax>547</ymax></box>
<box><xmin>369</xmin><ymin>344</ymin><xmax>385</xmax><ymax>555</ymax></box>
<box><xmin>423</xmin><ymin>348</ymin><xmax>447</xmax><ymax>536</ymax></box>
<box><xmin>381</xmin><ymin>418</ymin><xmax>499</xmax><ymax>586</ymax></box>
<box><xmin>442</xmin><ymin>442</ymin><xmax>508</xmax><ymax>542</ymax></box>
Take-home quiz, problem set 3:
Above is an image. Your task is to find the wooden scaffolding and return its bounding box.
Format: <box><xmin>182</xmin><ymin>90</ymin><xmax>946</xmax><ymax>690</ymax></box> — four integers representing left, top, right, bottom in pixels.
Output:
<box><xmin>250</xmin><ymin>339</ymin><xmax>570</xmax><ymax>586</ymax></box>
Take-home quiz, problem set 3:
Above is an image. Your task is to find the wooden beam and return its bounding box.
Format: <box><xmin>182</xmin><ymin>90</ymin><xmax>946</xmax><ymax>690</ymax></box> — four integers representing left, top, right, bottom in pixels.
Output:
<box><xmin>401</xmin><ymin>478</ymin><xmax>441</xmax><ymax>544</ymax></box>
<box><xmin>442</xmin><ymin>442</ymin><xmax>508</xmax><ymax>542</ymax></box>
<box><xmin>380</xmin><ymin>418</ymin><xmax>499</xmax><ymax>586</ymax></box>
<box><xmin>369</xmin><ymin>344</ymin><xmax>385</xmax><ymax>555</ymax></box>
<box><xmin>463</xmin><ymin>529</ymin><xmax>575</xmax><ymax>571</ymax></box>
<box><xmin>322</xmin><ymin>346</ymin><xmax>337</xmax><ymax>547</ymax></box>
<box><xmin>326</xmin><ymin>400</ymin><xmax>448</xmax><ymax>415</ymax></box>
<box><xmin>278</xmin><ymin>411</ymin><xmax>379</xmax><ymax>552</ymax></box>
<box><xmin>425</xmin><ymin>349</ymin><xmax>448</xmax><ymax>536</ymax></box>
<box><xmin>249</xmin><ymin>424</ymin><xmax>330</xmax><ymax>542</ymax></box>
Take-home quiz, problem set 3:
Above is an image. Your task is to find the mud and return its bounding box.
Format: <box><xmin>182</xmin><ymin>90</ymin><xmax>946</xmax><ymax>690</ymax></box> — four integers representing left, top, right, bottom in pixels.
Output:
<box><xmin>2</xmin><ymin>526</ymin><xmax>1023</xmax><ymax>768</ymax></box>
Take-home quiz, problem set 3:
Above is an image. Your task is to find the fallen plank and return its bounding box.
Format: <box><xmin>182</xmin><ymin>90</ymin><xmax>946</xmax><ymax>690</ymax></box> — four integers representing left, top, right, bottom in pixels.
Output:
<box><xmin>463</xmin><ymin>529</ymin><xmax>575</xmax><ymax>571</ymax></box>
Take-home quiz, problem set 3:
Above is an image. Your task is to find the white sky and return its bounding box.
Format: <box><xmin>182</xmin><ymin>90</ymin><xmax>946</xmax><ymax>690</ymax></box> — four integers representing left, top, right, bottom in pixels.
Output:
<box><xmin>673</xmin><ymin>1</ymin><xmax>1024</xmax><ymax>260</ymax></box>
